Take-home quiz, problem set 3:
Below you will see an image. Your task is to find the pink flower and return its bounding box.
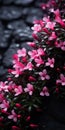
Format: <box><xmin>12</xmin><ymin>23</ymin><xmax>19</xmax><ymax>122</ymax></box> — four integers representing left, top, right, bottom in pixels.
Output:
<box><xmin>28</xmin><ymin>48</ymin><xmax>45</xmax><ymax>60</ymax></box>
<box><xmin>28</xmin><ymin>76</ymin><xmax>36</xmax><ymax>82</ymax></box>
<box><xmin>50</xmin><ymin>9</ymin><xmax>65</xmax><ymax>27</ymax></box>
<box><xmin>28</xmin><ymin>50</ymin><xmax>38</xmax><ymax>59</ymax></box>
<box><xmin>12</xmin><ymin>126</ymin><xmax>20</xmax><ymax>130</ymax></box>
<box><xmin>43</xmin><ymin>16</ymin><xmax>50</xmax><ymax>23</ymax></box>
<box><xmin>50</xmin><ymin>9</ymin><xmax>60</xmax><ymax>18</ymax></box>
<box><xmin>12</xmin><ymin>54</ymin><xmax>19</xmax><ymax>66</ymax></box>
<box><xmin>30</xmin><ymin>123</ymin><xmax>38</xmax><ymax>128</ymax></box>
<box><xmin>40</xmin><ymin>86</ymin><xmax>49</xmax><ymax>96</ymax></box>
<box><xmin>8</xmin><ymin>110</ymin><xmax>18</xmax><ymax>122</ymax></box>
<box><xmin>34</xmin><ymin>57</ymin><xmax>44</xmax><ymax>67</ymax></box>
<box><xmin>11</xmin><ymin>69</ymin><xmax>22</xmax><ymax>77</ymax></box>
<box><xmin>27</xmin><ymin>42</ymin><xmax>36</xmax><ymax>47</ymax></box>
<box><xmin>45</xmin><ymin>58</ymin><xmax>55</xmax><ymax>68</ymax></box>
<box><xmin>56</xmin><ymin>74</ymin><xmax>65</xmax><ymax>86</ymax></box>
<box><xmin>39</xmin><ymin>69</ymin><xmax>50</xmax><ymax>80</ymax></box>
<box><xmin>31</xmin><ymin>24</ymin><xmax>41</xmax><ymax>34</ymax></box>
<box><xmin>45</xmin><ymin>21</ymin><xmax>56</xmax><ymax>30</ymax></box>
<box><xmin>49</xmin><ymin>32</ymin><xmax>57</xmax><ymax>40</ymax></box>
<box><xmin>0</xmin><ymin>81</ymin><xmax>7</xmax><ymax>92</ymax></box>
<box><xmin>24</xmin><ymin>83</ymin><xmax>34</xmax><ymax>95</ymax></box>
<box><xmin>14</xmin><ymin>85</ymin><xmax>23</xmax><ymax>96</ymax></box>
<box><xmin>41</xmin><ymin>3</ymin><xmax>47</xmax><ymax>10</ymax></box>
<box><xmin>33</xmin><ymin>20</ymin><xmax>44</xmax><ymax>27</ymax></box>
<box><xmin>56</xmin><ymin>41</ymin><xmax>65</xmax><ymax>51</ymax></box>
<box><xmin>13</xmin><ymin>61</ymin><xmax>25</xmax><ymax>70</ymax></box>
<box><xmin>37</xmin><ymin>48</ymin><xmax>45</xmax><ymax>56</ymax></box>
<box><xmin>0</xmin><ymin>100</ymin><xmax>9</xmax><ymax>111</ymax></box>
<box><xmin>24</xmin><ymin>62</ymin><xmax>34</xmax><ymax>70</ymax></box>
<box><xmin>17</xmin><ymin>48</ymin><xmax>26</xmax><ymax>57</ymax></box>
<box><xmin>0</xmin><ymin>94</ymin><xmax>4</xmax><ymax>103</ymax></box>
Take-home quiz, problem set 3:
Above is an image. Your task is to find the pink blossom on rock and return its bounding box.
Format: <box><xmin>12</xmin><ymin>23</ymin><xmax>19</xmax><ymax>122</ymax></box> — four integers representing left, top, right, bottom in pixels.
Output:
<box><xmin>0</xmin><ymin>81</ymin><xmax>7</xmax><ymax>92</ymax></box>
<box><xmin>40</xmin><ymin>86</ymin><xmax>49</xmax><ymax>96</ymax></box>
<box><xmin>24</xmin><ymin>83</ymin><xmax>34</xmax><ymax>95</ymax></box>
<box><xmin>11</xmin><ymin>69</ymin><xmax>22</xmax><ymax>77</ymax></box>
<box><xmin>45</xmin><ymin>58</ymin><xmax>55</xmax><ymax>68</ymax></box>
<box><xmin>56</xmin><ymin>74</ymin><xmax>65</xmax><ymax>86</ymax></box>
<box><xmin>27</xmin><ymin>42</ymin><xmax>36</xmax><ymax>47</ymax></box>
<box><xmin>17</xmin><ymin>48</ymin><xmax>26</xmax><ymax>57</ymax></box>
<box><xmin>34</xmin><ymin>57</ymin><xmax>44</xmax><ymax>67</ymax></box>
<box><xmin>45</xmin><ymin>21</ymin><xmax>56</xmax><ymax>30</ymax></box>
<box><xmin>24</xmin><ymin>62</ymin><xmax>34</xmax><ymax>70</ymax></box>
<box><xmin>31</xmin><ymin>24</ymin><xmax>41</xmax><ymax>34</ymax></box>
<box><xmin>0</xmin><ymin>94</ymin><xmax>5</xmax><ymax>103</ymax></box>
<box><xmin>13</xmin><ymin>61</ymin><xmax>25</xmax><ymax>70</ymax></box>
<box><xmin>28</xmin><ymin>50</ymin><xmax>38</xmax><ymax>59</ymax></box>
<box><xmin>14</xmin><ymin>85</ymin><xmax>23</xmax><ymax>96</ymax></box>
<box><xmin>28</xmin><ymin>76</ymin><xmax>36</xmax><ymax>82</ymax></box>
<box><xmin>39</xmin><ymin>69</ymin><xmax>50</xmax><ymax>80</ymax></box>
<box><xmin>12</xmin><ymin>126</ymin><xmax>20</xmax><ymax>130</ymax></box>
<box><xmin>56</xmin><ymin>41</ymin><xmax>65</xmax><ymax>51</ymax></box>
<box><xmin>33</xmin><ymin>20</ymin><xmax>44</xmax><ymax>27</ymax></box>
<box><xmin>49</xmin><ymin>32</ymin><xmax>57</xmax><ymax>40</ymax></box>
<box><xmin>30</xmin><ymin>123</ymin><xmax>38</xmax><ymax>128</ymax></box>
<box><xmin>50</xmin><ymin>9</ymin><xmax>65</xmax><ymax>27</ymax></box>
<box><xmin>43</xmin><ymin>16</ymin><xmax>50</xmax><ymax>23</ymax></box>
<box><xmin>8</xmin><ymin>110</ymin><xmax>18</xmax><ymax>122</ymax></box>
<box><xmin>0</xmin><ymin>100</ymin><xmax>9</xmax><ymax>111</ymax></box>
<box><xmin>37</xmin><ymin>48</ymin><xmax>45</xmax><ymax>56</ymax></box>
<box><xmin>28</xmin><ymin>48</ymin><xmax>45</xmax><ymax>60</ymax></box>
<box><xmin>13</xmin><ymin>54</ymin><xmax>19</xmax><ymax>64</ymax></box>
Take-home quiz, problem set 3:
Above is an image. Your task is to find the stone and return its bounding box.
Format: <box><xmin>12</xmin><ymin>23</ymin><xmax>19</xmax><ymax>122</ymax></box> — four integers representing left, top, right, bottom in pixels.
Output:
<box><xmin>13</xmin><ymin>26</ymin><xmax>33</xmax><ymax>42</ymax></box>
<box><xmin>0</xmin><ymin>29</ymin><xmax>12</xmax><ymax>52</ymax></box>
<box><xmin>3</xmin><ymin>43</ymin><xmax>19</xmax><ymax>67</ymax></box>
<box><xmin>20</xmin><ymin>42</ymin><xmax>33</xmax><ymax>51</ymax></box>
<box><xmin>14</xmin><ymin>0</ymin><xmax>34</xmax><ymax>6</ymax></box>
<box><xmin>26</xmin><ymin>8</ymin><xmax>43</xmax><ymax>25</ymax></box>
<box><xmin>0</xmin><ymin>66</ymin><xmax>7</xmax><ymax>76</ymax></box>
<box><xmin>0</xmin><ymin>55</ymin><xmax>2</xmax><ymax>65</ymax></box>
<box><xmin>22</xmin><ymin>8</ymin><xmax>29</xmax><ymax>19</ymax></box>
<box><xmin>0</xmin><ymin>6</ymin><xmax>23</xmax><ymax>20</ymax></box>
<box><xmin>2</xmin><ymin>0</ymin><xmax>13</xmax><ymax>4</ymax></box>
<box><xmin>35</xmin><ymin>0</ymin><xmax>48</xmax><ymax>7</ymax></box>
<box><xmin>7</xmin><ymin>20</ymin><xmax>26</xmax><ymax>30</ymax></box>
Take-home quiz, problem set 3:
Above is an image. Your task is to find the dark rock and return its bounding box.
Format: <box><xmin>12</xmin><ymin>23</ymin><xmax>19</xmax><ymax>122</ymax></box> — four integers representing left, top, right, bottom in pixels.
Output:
<box><xmin>35</xmin><ymin>0</ymin><xmax>48</xmax><ymax>7</ymax></box>
<box><xmin>0</xmin><ymin>6</ymin><xmax>23</xmax><ymax>20</ymax></box>
<box><xmin>20</xmin><ymin>42</ymin><xmax>33</xmax><ymax>51</ymax></box>
<box><xmin>13</xmin><ymin>26</ymin><xmax>33</xmax><ymax>42</ymax></box>
<box><xmin>7</xmin><ymin>20</ymin><xmax>26</xmax><ymax>30</ymax></box>
<box><xmin>14</xmin><ymin>0</ymin><xmax>34</xmax><ymax>6</ymax></box>
<box><xmin>2</xmin><ymin>0</ymin><xmax>13</xmax><ymax>4</ymax></box>
<box><xmin>0</xmin><ymin>66</ymin><xmax>7</xmax><ymax>76</ymax></box>
<box><xmin>22</xmin><ymin>8</ymin><xmax>29</xmax><ymax>17</ymax></box>
<box><xmin>3</xmin><ymin>43</ymin><xmax>19</xmax><ymax>67</ymax></box>
<box><xmin>0</xmin><ymin>55</ymin><xmax>2</xmax><ymax>64</ymax></box>
<box><xmin>0</xmin><ymin>29</ymin><xmax>12</xmax><ymax>52</ymax></box>
<box><xmin>26</xmin><ymin>8</ymin><xmax>43</xmax><ymax>25</ymax></box>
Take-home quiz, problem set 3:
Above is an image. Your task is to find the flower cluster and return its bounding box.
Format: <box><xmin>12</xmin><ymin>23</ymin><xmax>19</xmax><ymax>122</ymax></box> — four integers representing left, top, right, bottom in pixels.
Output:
<box><xmin>0</xmin><ymin>0</ymin><xmax>65</xmax><ymax>130</ymax></box>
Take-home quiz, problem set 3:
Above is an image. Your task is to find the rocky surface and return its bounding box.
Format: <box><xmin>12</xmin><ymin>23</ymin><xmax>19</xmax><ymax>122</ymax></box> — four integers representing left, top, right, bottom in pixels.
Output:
<box><xmin>0</xmin><ymin>0</ymin><xmax>65</xmax><ymax>130</ymax></box>
<box><xmin>0</xmin><ymin>0</ymin><xmax>44</xmax><ymax>78</ymax></box>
